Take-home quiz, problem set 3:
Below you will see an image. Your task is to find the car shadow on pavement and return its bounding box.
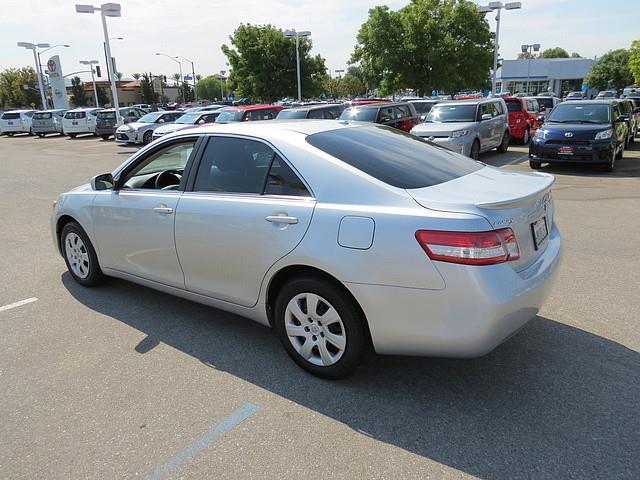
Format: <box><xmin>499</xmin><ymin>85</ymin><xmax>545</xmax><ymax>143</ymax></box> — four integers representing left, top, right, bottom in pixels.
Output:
<box><xmin>62</xmin><ymin>273</ymin><xmax>639</xmax><ymax>479</ymax></box>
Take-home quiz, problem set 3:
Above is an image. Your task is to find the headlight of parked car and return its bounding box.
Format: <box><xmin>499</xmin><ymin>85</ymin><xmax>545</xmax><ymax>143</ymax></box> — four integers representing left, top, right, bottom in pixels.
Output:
<box><xmin>595</xmin><ymin>129</ymin><xmax>613</xmax><ymax>140</ymax></box>
<box><xmin>450</xmin><ymin>129</ymin><xmax>470</xmax><ymax>138</ymax></box>
<box><xmin>534</xmin><ymin>129</ymin><xmax>546</xmax><ymax>139</ymax></box>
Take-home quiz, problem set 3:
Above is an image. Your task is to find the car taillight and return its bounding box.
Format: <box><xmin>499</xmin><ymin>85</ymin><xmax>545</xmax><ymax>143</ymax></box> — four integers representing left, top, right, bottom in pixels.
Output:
<box><xmin>415</xmin><ymin>228</ymin><xmax>520</xmax><ymax>266</ymax></box>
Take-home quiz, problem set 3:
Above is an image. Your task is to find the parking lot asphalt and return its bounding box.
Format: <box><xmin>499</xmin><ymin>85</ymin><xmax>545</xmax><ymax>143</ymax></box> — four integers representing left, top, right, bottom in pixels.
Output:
<box><xmin>1</xmin><ymin>132</ymin><xmax>639</xmax><ymax>479</ymax></box>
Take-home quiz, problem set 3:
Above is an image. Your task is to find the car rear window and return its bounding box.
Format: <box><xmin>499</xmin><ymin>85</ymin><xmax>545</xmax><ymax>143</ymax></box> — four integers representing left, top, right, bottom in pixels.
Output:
<box><xmin>33</xmin><ymin>112</ymin><xmax>52</xmax><ymax>119</ymax></box>
<box><xmin>97</xmin><ymin>111</ymin><xmax>117</xmax><ymax>119</ymax></box>
<box><xmin>505</xmin><ymin>100</ymin><xmax>521</xmax><ymax>112</ymax></box>
<box><xmin>277</xmin><ymin>110</ymin><xmax>308</xmax><ymax>119</ymax></box>
<box><xmin>2</xmin><ymin>113</ymin><xmax>21</xmax><ymax>120</ymax></box>
<box><xmin>64</xmin><ymin>111</ymin><xmax>87</xmax><ymax>119</ymax></box>
<box><xmin>306</xmin><ymin>125</ymin><xmax>482</xmax><ymax>189</ymax></box>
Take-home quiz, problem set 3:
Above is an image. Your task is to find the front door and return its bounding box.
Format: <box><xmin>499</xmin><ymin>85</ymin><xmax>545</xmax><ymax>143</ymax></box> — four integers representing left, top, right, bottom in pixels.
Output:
<box><xmin>91</xmin><ymin>138</ymin><xmax>198</xmax><ymax>287</ymax></box>
<box><xmin>175</xmin><ymin>136</ymin><xmax>316</xmax><ymax>307</ymax></box>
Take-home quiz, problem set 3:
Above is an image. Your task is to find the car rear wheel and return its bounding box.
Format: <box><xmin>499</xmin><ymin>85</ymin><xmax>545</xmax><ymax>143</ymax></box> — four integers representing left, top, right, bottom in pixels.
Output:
<box><xmin>616</xmin><ymin>142</ymin><xmax>624</xmax><ymax>160</ymax></box>
<box><xmin>497</xmin><ymin>131</ymin><xmax>510</xmax><ymax>153</ymax></box>
<box><xmin>101</xmin><ymin>135</ymin><xmax>110</xmax><ymax>140</ymax></box>
<box><xmin>37</xmin><ymin>133</ymin><xmax>45</xmax><ymax>138</ymax></box>
<box><xmin>60</xmin><ymin>221</ymin><xmax>105</xmax><ymax>287</ymax></box>
<box><xmin>529</xmin><ymin>159</ymin><xmax>542</xmax><ymax>169</ymax></box>
<box><xmin>274</xmin><ymin>276</ymin><xmax>366</xmax><ymax>379</ymax></box>
<box><xmin>522</xmin><ymin>128</ymin><xmax>530</xmax><ymax>145</ymax></box>
<box><xmin>68</xmin><ymin>133</ymin><xmax>77</xmax><ymax>138</ymax></box>
<box><xmin>143</xmin><ymin>130</ymin><xmax>153</xmax><ymax>144</ymax></box>
<box><xmin>604</xmin><ymin>151</ymin><xmax>616</xmax><ymax>172</ymax></box>
<box><xmin>470</xmin><ymin>139</ymin><xmax>480</xmax><ymax>160</ymax></box>
<box><xmin>7</xmin><ymin>133</ymin><xmax>14</xmax><ymax>137</ymax></box>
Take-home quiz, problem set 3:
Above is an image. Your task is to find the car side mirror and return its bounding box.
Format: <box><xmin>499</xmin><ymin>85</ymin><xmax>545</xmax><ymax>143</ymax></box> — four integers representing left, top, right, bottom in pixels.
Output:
<box><xmin>537</xmin><ymin>115</ymin><xmax>545</xmax><ymax>122</ymax></box>
<box><xmin>481</xmin><ymin>113</ymin><xmax>491</xmax><ymax>121</ymax></box>
<box><xmin>158</xmin><ymin>119</ymin><xmax>165</xmax><ymax>123</ymax></box>
<box><xmin>616</xmin><ymin>114</ymin><xmax>629</xmax><ymax>122</ymax></box>
<box><xmin>91</xmin><ymin>173</ymin><xmax>114</xmax><ymax>191</ymax></box>
<box><xmin>540</xmin><ymin>105</ymin><xmax>546</xmax><ymax>112</ymax></box>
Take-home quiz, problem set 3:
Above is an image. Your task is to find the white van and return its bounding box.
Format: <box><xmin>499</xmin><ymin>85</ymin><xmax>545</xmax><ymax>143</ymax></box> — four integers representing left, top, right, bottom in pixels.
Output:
<box><xmin>0</xmin><ymin>110</ymin><xmax>36</xmax><ymax>136</ymax></box>
<box><xmin>62</xmin><ymin>108</ymin><xmax>102</xmax><ymax>137</ymax></box>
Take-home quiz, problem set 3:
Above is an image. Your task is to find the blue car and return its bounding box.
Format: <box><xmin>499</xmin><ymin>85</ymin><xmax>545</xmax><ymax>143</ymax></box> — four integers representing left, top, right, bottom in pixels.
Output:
<box><xmin>529</xmin><ymin>100</ymin><xmax>629</xmax><ymax>172</ymax></box>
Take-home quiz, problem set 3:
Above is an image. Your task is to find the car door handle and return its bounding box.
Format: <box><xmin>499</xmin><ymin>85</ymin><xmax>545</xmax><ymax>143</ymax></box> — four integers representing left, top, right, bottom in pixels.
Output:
<box><xmin>265</xmin><ymin>215</ymin><xmax>298</xmax><ymax>224</ymax></box>
<box><xmin>153</xmin><ymin>206</ymin><xmax>174</xmax><ymax>215</ymax></box>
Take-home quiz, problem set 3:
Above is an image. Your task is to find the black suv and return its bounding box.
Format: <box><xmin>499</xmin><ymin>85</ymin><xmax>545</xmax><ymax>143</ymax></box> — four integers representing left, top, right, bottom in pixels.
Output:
<box><xmin>617</xmin><ymin>98</ymin><xmax>639</xmax><ymax>145</ymax></box>
<box><xmin>338</xmin><ymin>102</ymin><xmax>418</xmax><ymax>132</ymax></box>
<box><xmin>529</xmin><ymin>100</ymin><xmax>629</xmax><ymax>172</ymax></box>
<box><xmin>276</xmin><ymin>103</ymin><xmax>344</xmax><ymax>120</ymax></box>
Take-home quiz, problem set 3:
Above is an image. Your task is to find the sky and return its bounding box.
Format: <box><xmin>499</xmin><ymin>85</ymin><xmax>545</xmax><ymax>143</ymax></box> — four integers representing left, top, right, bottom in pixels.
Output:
<box><xmin>1</xmin><ymin>0</ymin><xmax>638</xmax><ymax>84</ymax></box>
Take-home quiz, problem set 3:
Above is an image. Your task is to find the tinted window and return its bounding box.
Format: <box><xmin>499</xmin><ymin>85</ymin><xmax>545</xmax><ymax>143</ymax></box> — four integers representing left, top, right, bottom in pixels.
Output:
<box><xmin>33</xmin><ymin>112</ymin><xmax>53</xmax><ymax>119</ymax></box>
<box><xmin>277</xmin><ymin>110</ymin><xmax>308</xmax><ymax>119</ymax></box>
<box><xmin>264</xmin><ymin>155</ymin><xmax>310</xmax><ymax>197</ymax></box>
<box><xmin>306</xmin><ymin>125</ymin><xmax>482</xmax><ymax>189</ymax></box>
<box><xmin>324</xmin><ymin>107</ymin><xmax>342</xmax><ymax>119</ymax></box>
<box><xmin>536</xmin><ymin>97</ymin><xmax>554</xmax><ymax>108</ymax></box>
<box><xmin>505</xmin><ymin>100</ymin><xmax>521</xmax><ymax>112</ymax></box>
<box><xmin>339</xmin><ymin>108</ymin><xmax>378</xmax><ymax>122</ymax></box>
<box><xmin>64</xmin><ymin>111</ymin><xmax>87</xmax><ymax>119</ymax></box>
<box><xmin>410</xmin><ymin>102</ymin><xmax>436</xmax><ymax>114</ymax></box>
<box><xmin>426</xmin><ymin>104</ymin><xmax>477</xmax><ymax>122</ymax></box>
<box><xmin>394</xmin><ymin>105</ymin><xmax>411</xmax><ymax>118</ymax></box>
<box><xmin>547</xmin><ymin>104</ymin><xmax>610</xmax><ymax>123</ymax></box>
<box><xmin>378</xmin><ymin>106</ymin><xmax>394</xmax><ymax>122</ymax></box>
<box><xmin>200</xmin><ymin>113</ymin><xmax>219</xmax><ymax>123</ymax></box>
<box><xmin>216</xmin><ymin>110</ymin><xmax>243</xmax><ymax>123</ymax></box>
<box><xmin>97</xmin><ymin>111</ymin><xmax>117</xmax><ymax>119</ymax></box>
<box><xmin>2</xmin><ymin>113</ymin><xmax>21</xmax><ymax>120</ymax></box>
<box><xmin>193</xmin><ymin>137</ymin><xmax>272</xmax><ymax>193</ymax></box>
<box><xmin>307</xmin><ymin>109</ymin><xmax>325</xmax><ymax>119</ymax></box>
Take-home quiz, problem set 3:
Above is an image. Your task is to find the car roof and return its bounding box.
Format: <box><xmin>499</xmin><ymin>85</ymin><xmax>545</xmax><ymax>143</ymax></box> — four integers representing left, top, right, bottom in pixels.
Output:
<box><xmin>222</xmin><ymin>104</ymin><xmax>282</xmax><ymax>112</ymax></box>
<box><xmin>181</xmin><ymin>119</ymin><xmax>363</xmax><ymax>138</ymax></box>
<box><xmin>345</xmin><ymin>102</ymin><xmax>408</xmax><ymax>110</ymax></box>
<box><xmin>67</xmin><ymin>107</ymin><xmax>101</xmax><ymax>112</ymax></box>
<box><xmin>561</xmin><ymin>100</ymin><xmax>615</xmax><ymax>105</ymax></box>
<box><xmin>5</xmin><ymin>109</ymin><xmax>35</xmax><ymax>113</ymax></box>
<box><xmin>285</xmin><ymin>103</ymin><xmax>342</xmax><ymax>112</ymax></box>
<box><xmin>36</xmin><ymin>109</ymin><xmax>66</xmax><ymax>113</ymax></box>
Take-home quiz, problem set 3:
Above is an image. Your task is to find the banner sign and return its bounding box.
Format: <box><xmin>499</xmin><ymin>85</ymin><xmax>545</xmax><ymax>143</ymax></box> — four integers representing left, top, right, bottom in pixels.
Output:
<box><xmin>47</xmin><ymin>55</ymin><xmax>69</xmax><ymax>110</ymax></box>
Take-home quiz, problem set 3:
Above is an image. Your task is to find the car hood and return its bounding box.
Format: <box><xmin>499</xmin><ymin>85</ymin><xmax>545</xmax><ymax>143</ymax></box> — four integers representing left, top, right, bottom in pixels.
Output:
<box><xmin>411</xmin><ymin>122</ymin><xmax>476</xmax><ymax>136</ymax></box>
<box><xmin>118</xmin><ymin>121</ymin><xmax>153</xmax><ymax>131</ymax></box>
<box><xmin>154</xmin><ymin>123</ymin><xmax>189</xmax><ymax>135</ymax></box>
<box><xmin>539</xmin><ymin>122</ymin><xmax>611</xmax><ymax>140</ymax></box>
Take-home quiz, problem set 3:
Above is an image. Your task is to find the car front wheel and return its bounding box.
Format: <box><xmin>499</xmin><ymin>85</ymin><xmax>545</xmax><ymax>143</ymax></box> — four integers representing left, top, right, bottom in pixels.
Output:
<box><xmin>529</xmin><ymin>159</ymin><xmax>542</xmax><ymax>169</ymax></box>
<box><xmin>274</xmin><ymin>277</ymin><xmax>366</xmax><ymax>379</ymax></box>
<box><xmin>143</xmin><ymin>130</ymin><xmax>153</xmax><ymax>144</ymax></box>
<box><xmin>60</xmin><ymin>221</ymin><xmax>105</xmax><ymax>287</ymax></box>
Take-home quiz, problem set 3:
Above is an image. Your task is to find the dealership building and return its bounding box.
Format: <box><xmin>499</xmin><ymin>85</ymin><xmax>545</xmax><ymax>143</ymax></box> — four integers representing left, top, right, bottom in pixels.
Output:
<box><xmin>496</xmin><ymin>57</ymin><xmax>596</xmax><ymax>97</ymax></box>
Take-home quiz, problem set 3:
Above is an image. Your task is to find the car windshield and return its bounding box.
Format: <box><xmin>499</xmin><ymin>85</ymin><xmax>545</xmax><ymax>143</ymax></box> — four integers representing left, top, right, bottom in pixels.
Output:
<box><xmin>175</xmin><ymin>113</ymin><xmax>200</xmax><ymax>124</ymax></box>
<box><xmin>277</xmin><ymin>110</ymin><xmax>308</xmax><ymax>119</ymax></box>
<box><xmin>425</xmin><ymin>104</ymin><xmax>477</xmax><ymax>123</ymax></box>
<box><xmin>536</xmin><ymin>97</ymin><xmax>554</xmax><ymax>108</ymax></box>
<box><xmin>546</xmin><ymin>104</ymin><xmax>610</xmax><ymax>124</ymax></box>
<box><xmin>409</xmin><ymin>102</ymin><xmax>437</xmax><ymax>114</ymax></box>
<box><xmin>33</xmin><ymin>112</ymin><xmax>52</xmax><ymax>119</ymax></box>
<box><xmin>64</xmin><ymin>111</ymin><xmax>86</xmax><ymax>119</ymax></box>
<box><xmin>97</xmin><ymin>111</ymin><xmax>117</xmax><ymax>119</ymax></box>
<box><xmin>138</xmin><ymin>112</ymin><xmax>163</xmax><ymax>123</ymax></box>
<box><xmin>566</xmin><ymin>92</ymin><xmax>582</xmax><ymax>97</ymax></box>
<box><xmin>215</xmin><ymin>110</ymin><xmax>243</xmax><ymax>123</ymax></box>
<box><xmin>339</xmin><ymin>108</ymin><xmax>378</xmax><ymax>122</ymax></box>
<box><xmin>504</xmin><ymin>100</ymin><xmax>522</xmax><ymax>112</ymax></box>
<box><xmin>306</xmin><ymin>125</ymin><xmax>482</xmax><ymax>189</ymax></box>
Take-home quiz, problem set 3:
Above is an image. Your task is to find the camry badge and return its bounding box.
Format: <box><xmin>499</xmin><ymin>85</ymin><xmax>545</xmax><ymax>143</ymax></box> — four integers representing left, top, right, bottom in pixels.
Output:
<box><xmin>564</xmin><ymin>132</ymin><xmax>574</xmax><ymax>138</ymax></box>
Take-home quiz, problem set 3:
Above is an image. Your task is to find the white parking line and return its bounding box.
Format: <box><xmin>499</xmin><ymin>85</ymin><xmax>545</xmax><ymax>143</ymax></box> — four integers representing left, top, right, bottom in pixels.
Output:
<box><xmin>504</xmin><ymin>153</ymin><xmax>530</xmax><ymax>165</ymax></box>
<box><xmin>0</xmin><ymin>297</ymin><xmax>38</xmax><ymax>313</ymax></box>
<box><xmin>143</xmin><ymin>403</ymin><xmax>260</xmax><ymax>480</ymax></box>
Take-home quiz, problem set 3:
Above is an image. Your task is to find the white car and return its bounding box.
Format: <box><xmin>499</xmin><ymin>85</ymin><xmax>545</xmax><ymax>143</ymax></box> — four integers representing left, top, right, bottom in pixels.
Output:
<box><xmin>62</xmin><ymin>108</ymin><xmax>102</xmax><ymax>137</ymax></box>
<box><xmin>52</xmin><ymin>121</ymin><xmax>562</xmax><ymax>378</ymax></box>
<box><xmin>0</xmin><ymin>109</ymin><xmax>36</xmax><ymax>136</ymax></box>
<box><xmin>152</xmin><ymin>110</ymin><xmax>222</xmax><ymax>140</ymax></box>
<box><xmin>132</xmin><ymin>104</ymin><xmax>151</xmax><ymax>113</ymax></box>
<box><xmin>115</xmin><ymin>111</ymin><xmax>184</xmax><ymax>144</ymax></box>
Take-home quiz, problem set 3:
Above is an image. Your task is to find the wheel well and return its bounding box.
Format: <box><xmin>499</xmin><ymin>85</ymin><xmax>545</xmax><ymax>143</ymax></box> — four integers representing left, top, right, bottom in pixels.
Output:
<box><xmin>265</xmin><ymin>265</ymin><xmax>373</xmax><ymax>346</ymax></box>
<box><xmin>55</xmin><ymin>215</ymin><xmax>77</xmax><ymax>253</ymax></box>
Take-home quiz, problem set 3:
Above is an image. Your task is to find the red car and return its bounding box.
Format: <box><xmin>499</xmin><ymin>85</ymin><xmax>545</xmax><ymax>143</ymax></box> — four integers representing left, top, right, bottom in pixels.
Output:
<box><xmin>339</xmin><ymin>102</ymin><xmax>418</xmax><ymax>132</ymax></box>
<box><xmin>215</xmin><ymin>104</ymin><xmax>284</xmax><ymax>123</ymax></box>
<box><xmin>504</xmin><ymin>97</ymin><xmax>544</xmax><ymax>144</ymax></box>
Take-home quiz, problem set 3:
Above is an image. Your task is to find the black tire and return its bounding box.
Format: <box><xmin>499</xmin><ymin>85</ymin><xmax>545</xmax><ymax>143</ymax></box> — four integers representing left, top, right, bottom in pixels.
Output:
<box><xmin>101</xmin><ymin>134</ymin><xmax>110</xmax><ymax>140</ymax></box>
<box><xmin>60</xmin><ymin>221</ymin><xmax>105</xmax><ymax>287</ymax></box>
<box><xmin>497</xmin><ymin>131</ymin><xmax>510</xmax><ymax>153</ymax></box>
<box><xmin>274</xmin><ymin>276</ymin><xmax>367</xmax><ymax>379</ymax></box>
<box><xmin>604</xmin><ymin>151</ymin><xmax>616</xmax><ymax>172</ymax></box>
<box><xmin>68</xmin><ymin>133</ymin><xmax>77</xmax><ymax>138</ymax></box>
<box><xmin>37</xmin><ymin>133</ymin><xmax>45</xmax><ymax>138</ymax></box>
<box><xmin>616</xmin><ymin>142</ymin><xmax>623</xmax><ymax>160</ymax></box>
<box><xmin>143</xmin><ymin>130</ymin><xmax>153</xmax><ymax>144</ymax></box>
<box><xmin>470</xmin><ymin>139</ymin><xmax>480</xmax><ymax>160</ymax></box>
<box><xmin>529</xmin><ymin>159</ymin><xmax>542</xmax><ymax>169</ymax></box>
<box><xmin>7</xmin><ymin>132</ymin><xmax>14</xmax><ymax>137</ymax></box>
<box><xmin>522</xmin><ymin>128</ymin><xmax>530</xmax><ymax>145</ymax></box>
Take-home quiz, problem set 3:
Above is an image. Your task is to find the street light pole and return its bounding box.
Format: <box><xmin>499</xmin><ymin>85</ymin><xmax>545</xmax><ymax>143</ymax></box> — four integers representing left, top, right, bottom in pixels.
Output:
<box><xmin>477</xmin><ymin>2</ymin><xmax>522</xmax><ymax>95</ymax></box>
<box><xmin>80</xmin><ymin>60</ymin><xmax>100</xmax><ymax>107</ymax></box>
<box><xmin>220</xmin><ymin>71</ymin><xmax>226</xmax><ymax>100</ymax></box>
<box><xmin>17</xmin><ymin>42</ymin><xmax>50</xmax><ymax>108</ymax></box>
<box><xmin>521</xmin><ymin>43</ymin><xmax>541</xmax><ymax>94</ymax></box>
<box><xmin>75</xmin><ymin>3</ymin><xmax>123</xmax><ymax>125</ymax></box>
<box><xmin>156</xmin><ymin>52</ymin><xmax>183</xmax><ymax>101</ymax></box>
<box><xmin>176</xmin><ymin>56</ymin><xmax>197</xmax><ymax>101</ymax></box>
<box><xmin>284</xmin><ymin>29</ymin><xmax>311</xmax><ymax>101</ymax></box>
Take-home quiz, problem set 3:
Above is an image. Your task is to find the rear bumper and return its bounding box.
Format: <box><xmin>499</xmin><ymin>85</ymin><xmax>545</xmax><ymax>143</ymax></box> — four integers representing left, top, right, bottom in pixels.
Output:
<box><xmin>32</xmin><ymin>125</ymin><xmax>59</xmax><ymax>134</ymax></box>
<box><xmin>509</xmin><ymin>124</ymin><xmax>527</xmax><ymax>139</ymax></box>
<box><xmin>95</xmin><ymin>126</ymin><xmax>116</xmax><ymax>136</ymax></box>
<box><xmin>529</xmin><ymin>138</ymin><xmax>615</xmax><ymax>164</ymax></box>
<box><xmin>347</xmin><ymin>224</ymin><xmax>562</xmax><ymax>357</ymax></box>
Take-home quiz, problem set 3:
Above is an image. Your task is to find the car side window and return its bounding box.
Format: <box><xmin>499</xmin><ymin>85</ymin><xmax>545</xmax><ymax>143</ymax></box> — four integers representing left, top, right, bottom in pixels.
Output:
<box><xmin>324</xmin><ymin>107</ymin><xmax>340</xmax><ymax>119</ymax></box>
<box><xmin>264</xmin><ymin>155</ymin><xmax>311</xmax><ymax>197</ymax></box>
<box><xmin>394</xmin><ymin>105</ymin><xmax>410</xmax><ymax>118</ymax></box>
<box><xmin>192</xmin><ymin>137</ymin><xmax>272</xmax><ymax>194</ymax></box>
<box><xmin>378</xmin><ymin>107</ymin><xmax>394</xmax><ymax>123</ymax></box>
<box><xmin>121</xmin><ymin>139</ymin><xmax>197</xmax><ymax>189</ymax></box>
<box><xmin>307</xmin><ymin>109</ymin><xmax>325</xmax><ymax>119</ymax></box>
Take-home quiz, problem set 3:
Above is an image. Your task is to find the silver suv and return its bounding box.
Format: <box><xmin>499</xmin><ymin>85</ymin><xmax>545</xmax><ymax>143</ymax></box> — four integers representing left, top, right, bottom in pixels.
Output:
<box><xmin>411</xmin><ymin>98</ymin><xmax>510</xmax><ymax>159</ymax></box>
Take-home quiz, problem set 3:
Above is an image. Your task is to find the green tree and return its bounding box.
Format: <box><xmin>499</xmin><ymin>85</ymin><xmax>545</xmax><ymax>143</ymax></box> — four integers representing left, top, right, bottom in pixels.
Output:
<box><xmin>540</xmin><ymin>47</ymin><xmax>570</xmax><ymax>58</ymax></box>
<box><xmin>629</xmin><ymin>40</ymin><xmax>640</xmax><ymax>84</ymax></box>
<box><xmin>96</xmin><ymin>84</ymin><xmax>109</xmax><ymax>106</ymax></box>
<box><xmin>222</xmin><ymin>24</ymin><xmax>327</xmax><ymax>101</ymax></box>
<box><xmin>195</xmin><ymin>76</ymin><xmax>225</xmax><ymax>100</ymax></box>
<box><xmin>571</xmin><ymin>52</ymin><xmax>582</xmax><ymax>58</ymax></box>
<box><xmin>114</xmin><ymin>71</ymin><xmax>123</xmax><ymax>81</ymax></box>
<box><xmin>182</xmin><ymin>81</ymin><xmax>194</xmax><ymax>102</ymax></box>
<box><xmin>139</xmin><ymin>73</ymin><xmax>158</xmax><ymax>104</ymax></box>
<box><xmin>350</xmin><ymin>0</ymin><xmax>493</xmax><ymax>96</ymax></box>
<box><xmin>171</xmin><ymin>73</ymin><xmax>181</xmax><ymax>85</ymax></box>
<box><xmin>70</xmin><ymin>76</ymin><xmax>87</xmax><ymax>107</ymax></box>
<box><xmin>0</xmin><ymin>67</ymin><xmax>41</xmax><ymax>108</ymax></box>
<box><xmin>586</xmin><ymin>49</ymin><xmax>633</xmax><ymax>90</ymax></box>
<box><xmin>322</xmin><ymin>77</ymin><xmax>341</xmax><ymax>98</ymax></box>
<box><xmin>131</xmin><ymin>73</ymin><xmax>141</xmax><ymax>80</ymax></box>
<box><xmin>339</xmin><ymin>74</ymin><xmax>366</xmax><ymax>97</ymax></box>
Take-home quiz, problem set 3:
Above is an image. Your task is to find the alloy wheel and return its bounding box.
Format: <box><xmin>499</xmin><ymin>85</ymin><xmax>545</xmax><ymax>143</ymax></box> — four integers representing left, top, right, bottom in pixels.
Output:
<box><xmin>64</xmin><ymin>232</ymin><xmax>90</xmax><ymax>279</ymax></box>
<box><xmin>284</xmin><ymin>292</ymin><xmax>347</xmax><ymax>367</ymax></box>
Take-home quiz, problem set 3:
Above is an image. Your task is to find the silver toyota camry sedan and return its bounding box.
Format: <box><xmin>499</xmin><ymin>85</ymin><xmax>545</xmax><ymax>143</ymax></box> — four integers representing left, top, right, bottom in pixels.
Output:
<box><xmin>51</xmin><ymin>121</ymin><xmax>562</xmax><ymax>378</ymax></box>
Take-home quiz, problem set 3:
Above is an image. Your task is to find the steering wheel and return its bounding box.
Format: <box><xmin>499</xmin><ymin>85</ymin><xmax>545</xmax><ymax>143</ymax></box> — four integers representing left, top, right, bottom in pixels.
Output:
<box><xmin>155</xmin><ymin>169</ymin><xmax>182</xmax><ymax>190</ymax></box>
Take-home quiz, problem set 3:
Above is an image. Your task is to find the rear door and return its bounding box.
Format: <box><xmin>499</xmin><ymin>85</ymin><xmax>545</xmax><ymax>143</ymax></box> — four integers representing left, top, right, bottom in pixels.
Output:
<box><xmin>175</xmin><ymin>135</ymin><xmax>316</xmax><ymax>306</ymax></box>
<box><xmin>477</xmin><ymin>103</ymin><xmax>495</xmax><ymax>148</ymax></box>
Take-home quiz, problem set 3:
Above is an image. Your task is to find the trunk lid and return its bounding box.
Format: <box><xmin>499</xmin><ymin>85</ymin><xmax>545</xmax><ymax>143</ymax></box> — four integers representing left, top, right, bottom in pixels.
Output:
<box><xmin>406</xmin><ymin>166</ymin><xmax>555</xmax><ymax>271</ymax></box>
